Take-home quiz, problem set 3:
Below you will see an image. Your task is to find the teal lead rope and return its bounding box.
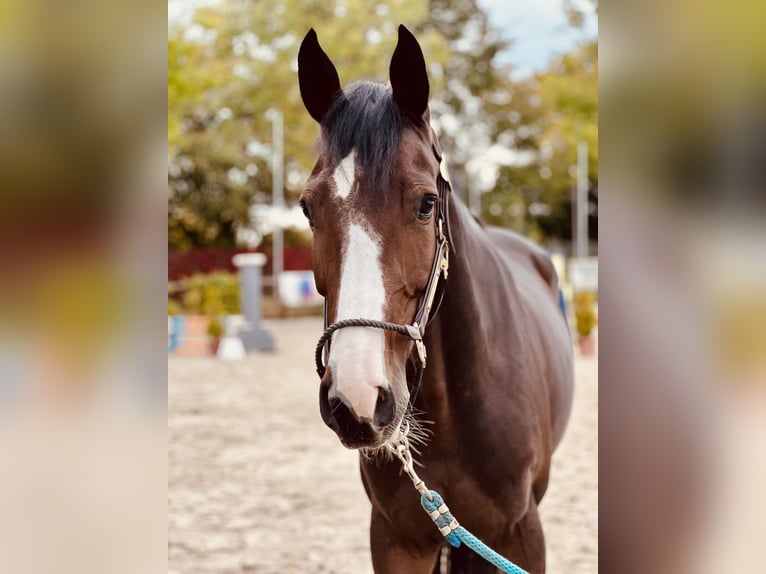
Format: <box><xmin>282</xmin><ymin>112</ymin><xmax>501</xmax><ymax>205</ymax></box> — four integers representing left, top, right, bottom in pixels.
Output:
<box><xmin>420</xmin><ymin>490</ymin><xmax>529</xmax><ymax>574</ymax></box>
<box><xmin>387</xmin><ymin>428</ymin><xmax>529</xmax><ymax>574</ymax></box>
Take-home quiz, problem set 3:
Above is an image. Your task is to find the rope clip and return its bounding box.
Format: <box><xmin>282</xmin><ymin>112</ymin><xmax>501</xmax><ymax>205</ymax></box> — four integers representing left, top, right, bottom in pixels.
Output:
<box><xmin>387</xmin><ymin>424</ymin><xmax>433</xmax><ymax>500</ymax></box>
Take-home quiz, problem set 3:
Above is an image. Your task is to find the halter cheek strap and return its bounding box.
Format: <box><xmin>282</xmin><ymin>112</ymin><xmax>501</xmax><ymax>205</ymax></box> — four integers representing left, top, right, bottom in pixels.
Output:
<box><xmin>314</xmin><ymin>144</ymin><xmax>452</xmax><ymax>402</ymax></box>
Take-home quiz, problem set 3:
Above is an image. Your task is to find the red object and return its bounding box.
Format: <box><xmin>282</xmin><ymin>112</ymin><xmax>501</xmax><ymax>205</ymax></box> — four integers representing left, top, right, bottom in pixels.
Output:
<box><xmin>578</xmin><ymin>335</ymin><xmax>597</xmax><ymax>356</ymax></box>
<box><xmin>168</xmin><ymin>245</ymin><xmax>313</xmax><ymax>280</ymax></box>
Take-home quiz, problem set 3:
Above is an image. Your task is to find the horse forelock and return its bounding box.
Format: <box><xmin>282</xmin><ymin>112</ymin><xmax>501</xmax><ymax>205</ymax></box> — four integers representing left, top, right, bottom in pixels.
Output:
<box><xmin>321</xmin><ymin>81</ymin><xmax>404</xmax><ymax>203</ymax></box>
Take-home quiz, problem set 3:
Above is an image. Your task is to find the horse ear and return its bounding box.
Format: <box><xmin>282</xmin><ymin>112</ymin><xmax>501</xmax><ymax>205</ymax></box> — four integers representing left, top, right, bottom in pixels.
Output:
<box><xmin>298</xmin><ymin>29</ymin><xmax>342</xmax><ymax>123</ymax></box>
<box><xmin>389</xmin><ymin>25</ymin><xmax>430</xmax><ymax>123</ymax></box>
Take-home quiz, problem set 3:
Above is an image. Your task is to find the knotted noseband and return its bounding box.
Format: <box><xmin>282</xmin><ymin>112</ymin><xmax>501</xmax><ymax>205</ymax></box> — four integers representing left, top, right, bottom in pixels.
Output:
<box><xmin>314</xmin><ymin>144</ymin><xmax>452</xmax><ymax>402</ymax></box>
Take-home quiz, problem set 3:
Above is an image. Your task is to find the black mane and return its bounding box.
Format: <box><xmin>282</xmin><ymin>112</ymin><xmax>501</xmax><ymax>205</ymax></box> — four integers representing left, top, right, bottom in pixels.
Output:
<box><xmin>321</xmin><ymin>82</ymin><xmax>404</xmax><ymax>198</ymax></box>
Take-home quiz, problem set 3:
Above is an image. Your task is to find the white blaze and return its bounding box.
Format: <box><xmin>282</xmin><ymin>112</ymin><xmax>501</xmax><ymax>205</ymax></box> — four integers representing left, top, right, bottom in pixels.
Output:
<box><xmin>330</xmin><ymin>221</ymin><xmax>388</xmax><ymax>420</ymax></box>
<box><xmin>332</xmin><ymin>151</ymin><xmax>356</xmax><ymax>199</ymax></box>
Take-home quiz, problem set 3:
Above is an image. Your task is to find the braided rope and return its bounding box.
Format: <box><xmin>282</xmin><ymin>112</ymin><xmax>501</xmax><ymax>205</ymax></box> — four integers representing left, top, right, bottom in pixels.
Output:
<box><xmin>314</xmin><ymin>319</ymin><xmax>413</xmax><ymax>377</ymax></box>
<box><xmin>421</xmin><ymin>490</ymin><xmax>530</xmax><ymax>574</ymax></box>
<box><xmin>453</xmin><ymin>527</ymin><xmax>530</xmax><ymax>574</ymax></box>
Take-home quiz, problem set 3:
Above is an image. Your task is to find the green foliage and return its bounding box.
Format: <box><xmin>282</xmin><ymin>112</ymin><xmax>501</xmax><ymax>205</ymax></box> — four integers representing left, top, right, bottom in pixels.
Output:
<box><xmin>563</xmin><ymin>0</ymin><xmax>598</xmax><ymax>29</ymax></box>
<box><xmin>168</xmin><ymin>0</ymin><xmax>516</xmax><ymax>249</ymax></box>
<box><xmin>168</xmin><ymin>0</ymin><xmax>597</xmax><ymax>249</ymax></box>
<box><xmin>573</xmin><ymin>290</ymin><xmax>598</xmax><ymax>337</ymax></box>
<box><xmin>482</xmin><ymin>41</ymin><xmax>598</xmax><ymax>242</ymax></box>
<box><xmin>206</xmin><ymin>316</ymin><xmax>225</xmax><ymax>339</ymax></box>
<box><xmin>419</xmin><ymin>0</ymin><xmax>512</xmax><ymax>164</ymax></box>
<box><xmin>169</xmin><ymin>0</ymin><xmax>434</xmax><ymax>249</ymax></box>
<box><xmin>168</xmin><ymin>298</ymin><xmax>183</xmax><ymax>315</ymax></box>
<box><xmin>179</xmin><ymin>272</ymin><xmax>240</xmax><ymax>316</ymax></box>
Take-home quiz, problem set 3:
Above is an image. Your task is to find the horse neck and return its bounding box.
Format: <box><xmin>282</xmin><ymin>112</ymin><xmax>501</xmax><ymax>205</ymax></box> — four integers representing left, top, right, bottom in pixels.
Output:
<box><xmin>423</xmin><ymin>197</ymin><xmax>525</xmax><ymax>386</ymax></box>
<box><xmin>441</xmin><ymin>196</ymin><xmax>523</xmax><ymax>331</ymax></box>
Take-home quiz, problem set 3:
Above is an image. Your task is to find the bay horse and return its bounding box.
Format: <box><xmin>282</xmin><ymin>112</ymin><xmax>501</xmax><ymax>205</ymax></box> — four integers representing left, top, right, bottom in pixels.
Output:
<box><xmin>297</xmin><ymin>25</ymin><xmax>574</xmax><ymax>574</ymax></box>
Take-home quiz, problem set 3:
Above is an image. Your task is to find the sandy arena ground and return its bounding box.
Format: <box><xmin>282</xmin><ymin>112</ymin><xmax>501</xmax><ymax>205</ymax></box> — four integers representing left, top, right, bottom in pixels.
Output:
<box><xmin>169</xmin><ymin>318</ymin><xmax>597</xmax><ymax>573</ymax></box>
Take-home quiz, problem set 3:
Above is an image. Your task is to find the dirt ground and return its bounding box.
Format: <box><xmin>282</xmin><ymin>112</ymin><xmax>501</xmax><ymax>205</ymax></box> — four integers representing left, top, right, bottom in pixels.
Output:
<box><xmin>169</xmin><ymin>318</ymin><xmax>597</xmax><ymax>573</ymax></box>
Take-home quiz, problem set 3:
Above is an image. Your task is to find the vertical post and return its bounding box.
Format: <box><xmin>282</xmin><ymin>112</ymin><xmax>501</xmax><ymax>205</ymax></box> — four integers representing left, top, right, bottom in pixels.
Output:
<box><xmin>571</xmin><ymin>186</ymin><xmax>577</xmax><ymax>257</ymax></box>
<box><xmin>576</xmin><ymin>141</ymin><xmax>589</xmax><ymax>258</ymax></box>
<box><xmin>233</xmin><ymin>253</ymin><xmax>275</xmax><ymax>351</ymax></box>
<box><xmin>271</xmin><ymin>109</ymin><xmax>284</xmax><ymax>304</ymax></box>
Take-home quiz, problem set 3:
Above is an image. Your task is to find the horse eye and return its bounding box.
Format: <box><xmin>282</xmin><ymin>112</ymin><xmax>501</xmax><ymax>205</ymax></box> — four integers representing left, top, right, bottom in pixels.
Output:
<box><xmin>300</xmin><ymin>200</ymin><xmax>314</xmax><ymax>227</ymax></box>
<box><xmin>416</xmin><ymin>196</ymin><xmax>438</xmax><ymax>221</ymax></box>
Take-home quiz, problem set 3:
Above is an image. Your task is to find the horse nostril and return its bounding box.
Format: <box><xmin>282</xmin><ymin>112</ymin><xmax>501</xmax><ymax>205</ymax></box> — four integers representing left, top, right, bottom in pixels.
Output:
<box><xmin>319</xmin><ymin>376</ymin><xmax>394</xmax><ymax>446</ymax></box>
<box><xmin>373</xmin><ymin>386</ymin><xmax>395</xmax><ymax>429</ymax></box>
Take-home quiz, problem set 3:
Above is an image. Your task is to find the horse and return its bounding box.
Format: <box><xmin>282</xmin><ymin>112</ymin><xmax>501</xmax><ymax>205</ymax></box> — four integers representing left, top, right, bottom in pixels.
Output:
<box><xmin>297</xmin><ymin>25</ymin><xmax>574</xmax><ymax>574</ymax></box>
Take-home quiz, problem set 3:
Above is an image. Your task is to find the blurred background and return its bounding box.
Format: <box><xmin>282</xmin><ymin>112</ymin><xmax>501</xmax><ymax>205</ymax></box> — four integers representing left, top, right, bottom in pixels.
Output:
<box><xmin>167</xmin><ymin>0</ymin><xmax>599</xmax><ymax>353</ymax></box>
<box><xmin>0</xmin><ymin>0</ymin><xmax>763</xmax><ymax>570</ymax></box>
<box><xmin>167</xmin><ymin>2</ymin><xmax>600</xmax><ymax>573</ymax></box>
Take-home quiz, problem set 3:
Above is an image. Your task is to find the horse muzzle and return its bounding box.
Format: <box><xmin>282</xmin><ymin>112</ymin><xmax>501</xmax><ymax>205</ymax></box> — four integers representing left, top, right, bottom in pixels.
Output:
<box><xmin>318</xmin><ymin>368</ymin><xmax>397</xmax><ymax>449</ymax></box>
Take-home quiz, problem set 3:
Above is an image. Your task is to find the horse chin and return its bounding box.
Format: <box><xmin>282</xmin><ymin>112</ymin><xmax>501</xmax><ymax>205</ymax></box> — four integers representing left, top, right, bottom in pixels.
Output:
<box><xmin>337</xmin><ymin>433</ymin><xmax>385</xmax><ymax>451</ymax></box>
<box><xmin>337</xmin><ymin>418</ymin><xmax>404</xmax><ymax>453</ymax></box>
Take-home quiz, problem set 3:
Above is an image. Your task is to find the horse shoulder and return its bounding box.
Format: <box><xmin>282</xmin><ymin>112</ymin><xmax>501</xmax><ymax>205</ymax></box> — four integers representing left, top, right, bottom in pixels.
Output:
<box><xmin>485</xmin><ymin>226</ymin><xmax>559</xmax><ymax>295</ymax></box>
<box><xmin>484</xmin><ymin>226</ymin><xmax>574</xmax><ymax>447</ymax></box>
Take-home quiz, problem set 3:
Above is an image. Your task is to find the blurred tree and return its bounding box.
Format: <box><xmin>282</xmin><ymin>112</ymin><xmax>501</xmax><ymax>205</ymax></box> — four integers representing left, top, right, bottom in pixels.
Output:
<box><xmin>168</xmin><ymin>0</ymin><xmax>597</xmax><ymax>250</ymax></box>
<box><xmin>416</xmin><ymin>0</ymin><xmax>511</xmax><ymax>164</ymax></box>
<box><xmin>482</xmin><ymin>41</ymin><xmax>598</xmax><ymax>245</ymax></box>
<box><xmin>563</xmin><ymin>0</ymin><xmax>598</xmax><ymax>29</ymax></box>
<box><xmin>168</xmin><ymin>0</ymin><xmax>517</xmax><ymax>249</ymax></box>
<box><xmin>169</xmin><ymin>0</ymin><xmax>442</xmax><ymax>249</ymax></box>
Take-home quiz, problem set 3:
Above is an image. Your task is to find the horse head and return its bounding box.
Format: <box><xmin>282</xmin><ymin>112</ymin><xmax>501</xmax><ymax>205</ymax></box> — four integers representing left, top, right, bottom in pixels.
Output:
<box><xmin>298</xmin><ymin>26</ymin><xmax>445</xmax><ymax>450</ymax></box>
